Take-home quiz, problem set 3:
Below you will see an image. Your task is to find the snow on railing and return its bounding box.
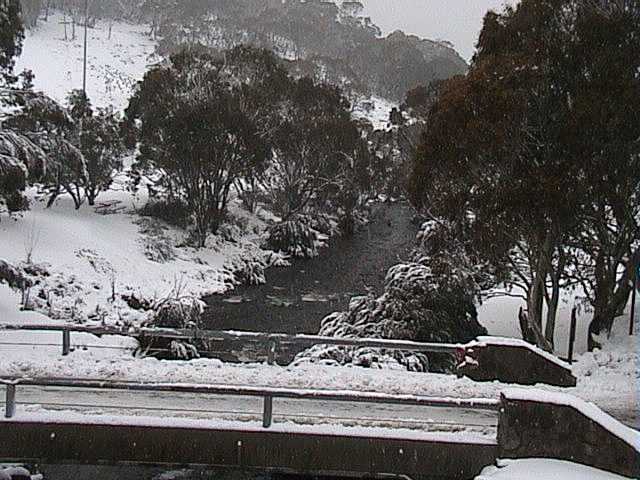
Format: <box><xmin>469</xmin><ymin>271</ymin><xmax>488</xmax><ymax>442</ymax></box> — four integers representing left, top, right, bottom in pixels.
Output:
<box><xmin>0</xmin><ymin>377</ymin><xmax>501</xmax><ymax>428</ymax></box>
<box><xmin>0</xmin><ymin>323</ymin><xmax>466</xmax><ymax>360</ymax></box>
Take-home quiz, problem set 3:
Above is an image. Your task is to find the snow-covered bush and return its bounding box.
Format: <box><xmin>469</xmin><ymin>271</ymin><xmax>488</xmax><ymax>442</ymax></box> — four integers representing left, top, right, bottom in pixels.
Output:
<box><xmin>152</xmin><ymin>296</ymin><xmax>204</xmax><ymax>329</ymax></box>
<box><xmin>137</xmin><ymin>295</ymin><xmax>205</xmax><ymax>360</ymax></box>
<box><xmin>0</xmin><ymin>259</ymin><xmax>31</xmax><ymax>290</ymax></box>
<box><xmin>294</xmin><ymin>260</ymin><xmax>487</xmax><ymax>373</ymax></box>
<box><xmin>226</xmin><ymin>246</ymin><xmax>289</xmax><ymax>287</ymax></box>
<box><xmin>232</xmin><ymin>254</ymin><xmax>267</xmax><ymax>286</ymax></box>
<box><xmin>169</xmin><ymin>340</ymin><xmax>200</xmax><ymax>360</ymax></box>
<box><xmin>308</xmin><ymin>213</ymin><xmax>340</xmax><ymax>237</ymax></box>
<box><xmin>265</xmin><ymin>215</ymin><xmax>321</xmax><ymax>258</ymax></box>
<box><xmin>414</xmin><ymin>219</ymin><xmax>495</xmax><ymax>294</ymax></box>
<box><xmin>142</xmin><ymin>236</ymin><xmax>176</xmax><ymax>263</ymax></box>
<box><xmin>135</xmin><ymin>218</ymin><xmax>176</xmax><ymax>263</ymax></box>
<box><xmin>0</xmin><ymin>465</ymin><xmax>41</xmax><ymax>480</ymax></box>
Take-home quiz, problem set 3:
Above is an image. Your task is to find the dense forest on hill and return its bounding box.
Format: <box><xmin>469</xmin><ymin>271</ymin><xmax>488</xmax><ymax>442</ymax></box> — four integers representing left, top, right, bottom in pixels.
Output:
<box><xmin>19</xmin><ymin>0</ymin><xmax>468</xmax><ymax>100</ymax></box>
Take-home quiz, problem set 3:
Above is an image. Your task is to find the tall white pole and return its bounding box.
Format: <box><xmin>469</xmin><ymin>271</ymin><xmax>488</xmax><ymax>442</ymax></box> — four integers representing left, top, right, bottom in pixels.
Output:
<box><xmin>82</xmin><ymin>0</ymin><xmax>88</xmax><ymax>95</ymax></box>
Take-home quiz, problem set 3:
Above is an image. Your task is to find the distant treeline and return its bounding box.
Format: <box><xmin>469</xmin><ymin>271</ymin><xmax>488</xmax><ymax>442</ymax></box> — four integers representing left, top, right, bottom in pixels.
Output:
<box><xmin>19</xmin><ymin>0</ymin><xmax>467</xmax><ymax>100</ymax></box>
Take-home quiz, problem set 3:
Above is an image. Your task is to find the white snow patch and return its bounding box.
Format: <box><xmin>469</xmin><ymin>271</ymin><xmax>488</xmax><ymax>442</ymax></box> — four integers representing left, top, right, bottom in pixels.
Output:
<box><xmin>1</xmin><ymin>409</ymin><xmax>496</xmax><ymax>445</ymax></box>
<box><xmin>15</xmin><ymin>14</ymin><xmax>159</xmax><ymax>111</ymax></box>
<box><xmin>476</xmin><ymin>458</ymin><xmax>633</xmax><ymax>480</ymax></box>
<box><xmin>352</xmin><ymin>96</ymin><xmax>396</xmax><ymax>130</ymax></box>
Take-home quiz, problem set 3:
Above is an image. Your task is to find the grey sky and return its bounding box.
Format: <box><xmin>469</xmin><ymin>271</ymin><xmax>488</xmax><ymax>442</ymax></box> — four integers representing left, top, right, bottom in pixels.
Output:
<box><xmin>360</xmin><ymin>1</ymin><xmax>514</xmax><ymax>61</ymax></box>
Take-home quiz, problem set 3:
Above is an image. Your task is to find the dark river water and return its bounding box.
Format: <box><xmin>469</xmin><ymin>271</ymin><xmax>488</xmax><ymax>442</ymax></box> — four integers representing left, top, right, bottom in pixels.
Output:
<box><xmin>204</xmin><ymin>202</ymin><xmax>419</xmax><ymax>335</ymax></box>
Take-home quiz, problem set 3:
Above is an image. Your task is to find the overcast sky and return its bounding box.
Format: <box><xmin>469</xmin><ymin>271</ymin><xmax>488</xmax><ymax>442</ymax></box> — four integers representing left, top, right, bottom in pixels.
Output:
<box><xmin>360</xmin><ymin>1</ymin><xmax>514</xmax><ymax>61</ymax></box>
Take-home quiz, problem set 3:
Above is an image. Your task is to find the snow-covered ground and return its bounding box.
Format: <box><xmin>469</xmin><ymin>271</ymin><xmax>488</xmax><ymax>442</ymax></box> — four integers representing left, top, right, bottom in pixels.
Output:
<box><xmin>478</xmin><ymin>294</ymin><xmax>600</xmax><ymax>358</ymax></box>
<box><xmin>476</xmin><ymin>458</ymin><xmax>632</xmax><ymax>480</ymax></box>
<box><xmin>15</xmin><ymin>13</ymin><xmax>159</xmax><ymax>111</ymax></box>
<box><xmin>352</xmin><ymin>96</ymin><xmax>397</xmax><ymax>130</ymax></box>
<box><xmin>0</xmin><ymin>183</ymin><xmax>273</xmax><ymax>328</ymax></box>
<box><xmin>1</xmin><ymin>286</ymin><xmax>637</xmax><ymax>429</ymax></box>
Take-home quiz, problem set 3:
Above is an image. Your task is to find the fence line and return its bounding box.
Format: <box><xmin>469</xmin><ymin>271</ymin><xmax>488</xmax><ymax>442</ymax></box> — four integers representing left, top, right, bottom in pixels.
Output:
<box><xmin>0</xmin><ymin>377</ymin><xmax>499</xmax><ymax>428</ymax></box>
<box><xmin>0</xmin><ymin>323</ymin><xmax>466</xmax><ymax>360</ymax></box>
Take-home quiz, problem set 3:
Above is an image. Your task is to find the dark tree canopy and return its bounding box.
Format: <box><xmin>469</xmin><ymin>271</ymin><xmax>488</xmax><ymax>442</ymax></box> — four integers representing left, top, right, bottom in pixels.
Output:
<box><xmin>0</xmin><ymin>0</ymin><xmax>24</xmax><ymax>81</ymax></box>
<box><xmin>125</xmin><ymin>48</ymin><xmax>270</xmax><ymax>247</ymax></box>
<box><xmin>410</xmin><ymin>0</ymin><xmax>640</xmax><ymax>350</ymax></box>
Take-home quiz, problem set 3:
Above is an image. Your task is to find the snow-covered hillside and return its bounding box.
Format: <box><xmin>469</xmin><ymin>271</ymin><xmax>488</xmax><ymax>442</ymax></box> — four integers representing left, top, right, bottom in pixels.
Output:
<box><xmin>14</xmin><ymin>14</ymin><xmax>159</xmax><ymax>111</ymax></box>
<box><xmin>0</xmin><ymin>182</ymin><xmax>276</xmax><ymax>328</ymax></box>
<box><xmin>352</xmin><ymin>96</ymin><xmax>397</xmax><ymax>130</ymax></box>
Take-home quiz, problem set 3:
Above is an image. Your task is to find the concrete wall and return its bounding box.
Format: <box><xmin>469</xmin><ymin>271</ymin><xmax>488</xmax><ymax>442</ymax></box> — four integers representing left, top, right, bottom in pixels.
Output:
<box><xmin>0</xmin><ymin>421</ymin><xmax>498</xmax><ymax>480</ymax></box>
<box><xmin>460</xmin><ymin>339</ymin><xmax>577</xmax><ymax>387</ymax></box>
<box><xmin>498</xmin><ymin>391</ymin><xmax>640</xmax><ymax>478</ymax></box>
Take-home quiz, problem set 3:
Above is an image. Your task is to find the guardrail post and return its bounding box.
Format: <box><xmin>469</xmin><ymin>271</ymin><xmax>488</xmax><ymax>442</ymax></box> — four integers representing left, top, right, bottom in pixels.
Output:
<box><xmin>5</xmin><ymin>384</ymin><xmax>16</xmax><ymax>419</ymax></box>
<box><xmin>262</xmin><ymin>394</ymin><xmax>273</xmax><ymax>428</ymax></box>
<box><xmin>62</xmin><ymin>329</ymin><xmax>71</xmax><ymax>356</ymax></box>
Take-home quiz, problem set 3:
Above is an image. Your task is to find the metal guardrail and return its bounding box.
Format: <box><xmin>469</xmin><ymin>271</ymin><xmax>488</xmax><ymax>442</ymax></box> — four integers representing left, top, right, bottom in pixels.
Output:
<box><xmin>0</xmin><ymin>377</ymin><xmax>500</xmax><ymax>428</ymax></box>
<box><xmin>0</xmin><ymin>323</ymin><xmax>466</xmax><ymax>362</ymax></box>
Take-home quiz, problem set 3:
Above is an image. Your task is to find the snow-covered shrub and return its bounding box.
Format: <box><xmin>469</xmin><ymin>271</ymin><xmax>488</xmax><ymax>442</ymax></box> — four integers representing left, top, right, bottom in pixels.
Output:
<box><xmin>414</xmin><ymin>219</ymin><xmax>495</xmax><ymax>294</ymax></box>
<box><xmin>169</xmin><ymin>340</ymin><xmax>200</xmax><ymax>360</ymax></box>
<box><xmin>308</xmin><ymin>213</ymin><xmax>340</xmax><ymax>237</ymax></box>
<box><xmin>233</xmin><ymin>254</ymin><xmax>267</xmax><ymax>286</ymax></box>
<box><xmin>294</xmin><ymin>260</ymin><xmax>487</xmax><ymax>373</ymax></box>
<box><xmin>0</xmin><ymin>259</ymin><xmax>32</xmax><ymax>290</ymax></box>
<box><xmin>217</xmin><ymin>222</ymin><xmax>243</xmax><ymax>243</ymax></box>
<box><xmin>0</xmin><ymin>465</ymin><xmax>40</xmax><ymax>480</ymax></box>
<box><xmin>227</xmin><ymin>244</ymin><xmax>291</xmax><ymax>286</ymax></box>
<box><xmin>142</xmin><ymin>236</ymin><xmax>176</xmax><ymax>263</ymax></box>
<box><xmin>135</xmin><ymin>218</ymin><xmax>176</xmax><ymax>263</ymax></box>
<box><xmin>264</xmin><ymin>250</ymin><xmax>291</xmax><ymax>268</ymax></box>
<box><xmin>152</xmin><ymin>296</ymin><xmax>204</xmax><ymax>329</ymax></box>
<box><xmin>137</xmin><ymin>295</ymin><xmax>205</xmax><ymax>360</ymax></box>
<box><xmin>265</xmin><ymin>215</ymin><xmax>319</xmax><ymax>258</ymax></box>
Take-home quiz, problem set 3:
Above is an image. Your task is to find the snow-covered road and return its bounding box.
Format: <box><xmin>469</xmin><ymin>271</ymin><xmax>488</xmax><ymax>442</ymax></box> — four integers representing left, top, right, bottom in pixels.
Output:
<box><xmin>2</xmin><ymin>385</ymin><xmax>498</xmax><ymax>437</ymax></box>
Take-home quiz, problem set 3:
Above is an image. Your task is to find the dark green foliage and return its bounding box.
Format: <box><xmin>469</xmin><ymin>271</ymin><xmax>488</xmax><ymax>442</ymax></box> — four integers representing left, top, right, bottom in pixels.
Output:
<box><xmin>0</xmin><ymin>0</ymin><xmax>27</xmax><ymax>212</ymax></box>
<box><xmin>125</xmin><ymin>48</ymin><xmax>269</xmax><ymax>247</ymax></box>
<box><xmin>0</xmin><ymin>0</ymin><xmax>24</xmax><ymax>82</ymax></box>
<box><xmin>139</xmin><ymin>198</ymin><xmax>190</xmax><ymax>229</ymax></box>
<box><xmin>265</xmin><ymin>76</ymin><xmax>371</xmax><ymax>222</ymax></box>
<box><xmin>67</xmin><ymin>90</ymin><xmax>126</xmax><ymax>206</ymax></box>
<box><xmin>126</xmin><ymin>45</ymin><xmax>371</xmax><ymax>248</ymax></box>
<box><xmin>266</xmin><ymin>215</ymin><xmax>318</xmax><ymax>258</ymax></box>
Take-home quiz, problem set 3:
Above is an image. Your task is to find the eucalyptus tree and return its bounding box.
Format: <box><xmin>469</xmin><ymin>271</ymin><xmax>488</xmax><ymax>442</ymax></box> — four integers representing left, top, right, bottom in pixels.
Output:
<box><xmin>410</xmin><ymin>0</ymin><xmax>640</xmax><ymax>350</ymax></box>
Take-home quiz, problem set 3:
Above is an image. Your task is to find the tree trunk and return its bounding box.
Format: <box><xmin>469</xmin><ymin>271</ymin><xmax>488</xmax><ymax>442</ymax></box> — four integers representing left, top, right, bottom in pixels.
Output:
<box><xmin>544</xmin><ymin>248</ymin><xmax>565</xmax><ymax>349</ymax></box>
<box><xmin>526</xmin><ymin>234</ymin><xmax>554</xmax><ymax>351</ymax></box>
<box><xmin>588</xmin><ymin>249</ymin><xmax>639</xmax><ymax>351</ymax></box>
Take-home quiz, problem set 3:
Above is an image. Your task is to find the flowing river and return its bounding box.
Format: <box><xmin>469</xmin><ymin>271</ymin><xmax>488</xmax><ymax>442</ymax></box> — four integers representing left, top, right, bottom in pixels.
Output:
<box><xmin>203</xmin><ymin>202</ymin><xmax>420</xmax><ymax>335</ymax></box>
